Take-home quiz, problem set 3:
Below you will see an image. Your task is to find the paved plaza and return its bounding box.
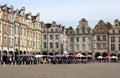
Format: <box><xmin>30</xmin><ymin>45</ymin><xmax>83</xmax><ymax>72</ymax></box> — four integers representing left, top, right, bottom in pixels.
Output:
<box><xmin>0</xmin><ymin>63</ymin><xmax>120</xmax><ymax>78</ymax></box>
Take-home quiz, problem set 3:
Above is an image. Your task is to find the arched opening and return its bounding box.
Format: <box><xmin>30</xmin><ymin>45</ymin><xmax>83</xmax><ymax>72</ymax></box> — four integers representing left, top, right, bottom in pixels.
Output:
<box><xmin>102</xmin><ymin>52</ymin><xmax>108</xmax><ymax>57</ymax></box>
<box><xmin>2</xmin><ymin>50</ymin><xmax>8</xmax><ymax>64</ymax></box>
<box><xmin>87</xmin><ymin>52</ymin><xmax>93</xmax><ymax>61</ymax></box>
<box><xmin>110</xmin><ymin>52</ymin><xmax>117</xmax><ymax>56</ymax></box>
<box><xmin>38</xmin><ymin>52</ymin><xmax>41</xmax><ymax>54</ymax></box>
<box><xmin>49</xmin><ymin>52</ymin><xmax>53</xmax><ymax>56</ymax></box>
<box><xmin>82</xmin><ymin>52</ymin><xmax>86</xmax><ymax>56</ymax></box>
<box><xmin>20</xmin><ymin>51</ymin><xmax>22</xmax><ymax>54</ymax></box>
<box><xmin>95</xmin><ymin>52</ymin><xmax>101</xmax><ymax>59</ymax></box>
<box><xmin>55</xmin><ymin>52</ymin><xmax>59</xmax><ymax>55</ymax></box>
<box><xmin>42</xmin><ymin>51</ymin><xmax>48</xmax><ymax>55</ymax></box>
<box><xmin>23</xmin><ymin>51</ymin><xmax>26</xmax><ymax>54</ymax></box>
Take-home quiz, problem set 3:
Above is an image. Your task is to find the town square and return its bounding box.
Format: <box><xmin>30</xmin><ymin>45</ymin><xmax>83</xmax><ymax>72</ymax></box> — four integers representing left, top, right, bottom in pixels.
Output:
<box><xmin>0</xmin><ymin>0</ymin><xmax>120</xmax><ymax>78</ymax></box>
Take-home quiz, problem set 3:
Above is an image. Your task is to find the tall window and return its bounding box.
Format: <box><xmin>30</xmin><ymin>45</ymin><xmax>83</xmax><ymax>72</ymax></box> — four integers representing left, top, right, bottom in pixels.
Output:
<box><xmin>4</xmin><ymin>24</ymin><xmax>6</xmax><ymax>33</ymax></box>
<box><xmin>55</xmin><ymin>35</ymin><xmax>58</xmax><ymax>40</ymax></box>
<box><xmin>111</xmin><ymin>44</ymin><xmax>115</xmax><ymax>50</ymax></box>
<box><xmin>82</xmin><ymin>29</ymin><xmax>85</xmax><ymax>34</ymax></box>
<box><xmin>51</xmin><ymin>29</ymin><xmax>53</xmax><ymax>32</ymax></box>
<box><xmin>55</xmin><ymin>42</ymin><xmax>59</xmax><ymax>48</ymax></box>
<box><xmin>103</xmin><ymin>35</ymin><xmax>106</xmax><ymax>41</ymax></box>
<box><xmin>119</xmin><ymin>44</ymin><xmax>120</xmax><ymax>50</ymax></box>
<box><xmin>82</xmin><ymin>37</ymin><xmax>85</xmax><ymax>42</ymax></box>
<box><xmin>9</xmin><ymin>38</ymin><xmax>11</xmax><ymax>46</ymax></box>
<box><xmin>50</xmin><ymin>42</ymin><xmax>53</xmax><ymax>48</ymax></box>
<box><xmin>43</xmin><ymin>42</ymin><xmax>47</xmax><ymax>49</ymax></box>
<box><xmin>70</xmin><ymin>37</ymin><xmax>74</xmax><ymax>42</ymax></box>
<box><xmin>70</xmin><ymin>45</ymin><xmax>74</xmax><ymax>51</ymax></box>
<box><xmin>88</xmin><ymin>37</ymin><xmax>92</xmax><ymax>42</ymax></box>
<box><xmin>76</xmin><ymin>44</ymin><xmax>79</xmax><ymax>50</ymax></box>
<box><xmin>50</xmin><ymin>35</ymin><xmax>53</xmax><ymax>40</ymax></box>
<box><xmin>43</xmin><ymin>35</ymin><xmax>47</xmax><ymax>40</ymax></box>
<box><xmin>8</xmin><ymin>26</ymin><xmax>11</xmax><ymax>35</ymax></box>
<box><xmin>97</xmin><ymin>35</ymin><xmax>100</xmax><ymax>41</ymax></box>
<box><xmin>97</xmin><ymin>43</ymin><xmax>100</xmax><ymax>50</ymax></box>
<box><xmin>12</xmin><ymin>26</ymin><xmax>15</xmax><ymax>35</ymax></box>
<box><xmin>76</xmin><ymin>37</ymin><xmax>79</xmax><ymax>42</ymax></box>
<box><xmin>113</xmin><ymin>30</ymin><xmax>115</xmax><ymax>34</ymax></box>
<box><xmin>4</xmin><ymin>37</ymin><xmax>6</xmax><ymax>46</ymax></box>
<box><xmin>119</xmin><ymin>37</ymin><xmax>120</xmax><ymax>42</ymax></box>
<box><xmin>111</xmin><ymin>37</ymin><xmax>115</xmax><ymax>42</ymax></box>
<box><xmin>82</xmin><ymin>44</ymin><xmax>85</xmax><ymax>50</ymax></box>
<box><xmin>118</xmin><ymin>30</ymin><xmax>120</xmax><ymax>34</ymax></box>
<box><xmin>55</xmin><ymin>29</ymin><xmax>58</xmax><ymax>32</ymax></box>
<box><xmin>12</xmin><ymin>38</ymin><xmax>14</xmax><ymax>46</ymax></box>
<box><xmin>88</xmin><ymin>44</ymin><xmax>92</xmax><ymax>50</ymax></box>
<box><xmin>102</xmin><ymin>43</ymin><xmax>106</xmax><ymax>50</ymax></box>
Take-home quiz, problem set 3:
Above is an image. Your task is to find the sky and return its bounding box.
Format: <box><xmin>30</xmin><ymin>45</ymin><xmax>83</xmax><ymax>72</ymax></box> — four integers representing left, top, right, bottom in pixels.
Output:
<box><xmin>0</xmin><ymin>0</ymin><xmax>120</xmax><ymax>29</ymax></box>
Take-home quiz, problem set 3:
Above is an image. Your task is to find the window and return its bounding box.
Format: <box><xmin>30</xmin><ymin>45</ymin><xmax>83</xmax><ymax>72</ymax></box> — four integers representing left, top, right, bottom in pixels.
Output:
<box><xmin>97</xmin><ymin>35</ymin><xmax>100</xmax><ymax>41</ymax></box>
<box><xmin>118</xmin><ymin>30</ymin><xmax>120</xmax><ymax>34</ymax></box>
<box><xmin>51</xmin><ymin>29</ymin><xmax>53</xmax><ymax>32</ymax></box>
<box><xmin>43</xmin><ymin>42</ymin><xmax>47</xmax><ymax>49</ymax></box>
<box><xmin>70</xmin><ymin>37</ymin><xmax>74</xmax><ymax>42</ymax></box>
<box><xmin>82</xmin><ymin>37</ymin><xmax>85</xmax><ymax>42</ymax></box>
<box><xmin>4</xmin><ymin>37</ymin><xmax>6</xmax><ymax>46</ymax></box>
<box><xmin>82</xmin><ymin>44</ymin><xmax>85</xmax><ymax>50</ymax></box>
<box><xmin>55</xmin><ymin>35</ymin><xmax>58</xmax><ymax>40</ymax></box>
<box><xmin>88</xmin><ymin>37</ymin><xmax>92</xmax><ymax>42</ymax></box>
<box><xmin>50</xmin><ymin>35</ymin><xmax>53</xmax><ymax>40</ymax></box>
<box><xmin>119</xmin><ymin>44</ymin><xmax>120</xmax><ymax>50</ymax></box>
<box><xmin>55</xmin><ymin>29</ymin><xmax>58</xmax><ymax>32</ymax></box>
<box><xmin>77</xmin><ymin>30</ymin><xmax>79</xmax><ymax>34</ymax></box>
<box><xmin>111</xmin><ymin>37</ymin><xmax>115</xmax><ymax>42</ymax></box>
<box><xmin>82</xmin><ymin>29</ymin><xmax>85</xmax><ymax>34</ymax></box>
<box><xmin>119</xmin><ymin>37</ymin><xmax>120</xmax><ymax>42</ymax></box>
<box><xmin>43</xmin><ymin>35</ymin><xmax>47</xmax><ymax>40</ymax></box>
<box><xmin>76</xmin><ymin>37</ymin><xmax>79</xmax><ymax>42</ymax></box>
<box><xmin>103</xmin><ymin>35</ymin><xmax>106</xmax><ymax>41</ymax></box>
<box><xmin>9</xmin><ymin>38</ymin><xmax>11</xmax><ymax>46</ymax></box>
<box><xmin>102</xmin><ymin>43</ymin><xmax>106</xmax><ymax>50</ymax></box>
<box><xmin>12</xmin><ymin>38</ymin><xmax>14</xmax><ymax>46</ymax></box>
<box><xmin>50</xmin><ymin>42</ymin><xmax>53</xmax><ymax>48</ymax></box>
<box><xmin>97</xmin><ymin>43</ymin><xmax>100</xmax><ymax>50</ymax></box>
<box><xmin>55</xmin><ymin>42</ymin><xmax>59</xmax><ymax>48</ymax></box>
<box><xmin>4</xmin><ymin>24</ymin><xmax>6</xmax><ymax>33</ymax></box>
<box><xmin>113</xmin><ymin>30</ymin><xmax>115</xmax><ymax>34</ymax></box>
<box><xmin>111</xmin><ymin>44</ymin><xmax>115</xmax><ymax>50</ymax></box>
<box><xmin>76</xmin><ymin>44</ymin><xmax>79</xmax><ymax>50</ymax></box>
<box><xmin>12</xmin><ymin>27</ymin><xmax>15</xmax><ymax>35</ymax></box>
<box><xmin>43</xmin><ymin>29</ymin><xmax>45</xmax><ymax>32</ymax></box>
<box><xmin>8</xmin><ymin>26</ymin><xmax>11</xmax><ymax>35</ymax></box>
<box><xmin>70</xmin><ymin>45</ymin><xmax>74</xmax><ymax>50</ymax></box>
<box><xmin>88</xmin><ymin>44</ymin><xmax>92</xmax><ymax>50</ymax></box>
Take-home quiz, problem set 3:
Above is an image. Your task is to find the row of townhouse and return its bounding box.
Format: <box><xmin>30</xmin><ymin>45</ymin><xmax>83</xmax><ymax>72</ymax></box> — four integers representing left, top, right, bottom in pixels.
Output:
<box><xmin>0</xmin><ymin>4</ymin><xmax>41</xmax><ymax>59</ymax></box>
<box><xmin>0</xmin><ymin>4</ymin><xmax>120</xmax><ymax>60</ymax></box>
<box><xmin>67</xmin><ymin>18</ymin><xmax>120</xmax><ymax>59</ymax></box>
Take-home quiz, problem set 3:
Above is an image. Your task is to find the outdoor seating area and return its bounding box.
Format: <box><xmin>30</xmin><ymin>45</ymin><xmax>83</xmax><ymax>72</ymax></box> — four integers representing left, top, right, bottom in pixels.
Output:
<box><xmin>1</xmin><ymin>53</ymin><xmax>120</xmax><ymax>66</ymax></box>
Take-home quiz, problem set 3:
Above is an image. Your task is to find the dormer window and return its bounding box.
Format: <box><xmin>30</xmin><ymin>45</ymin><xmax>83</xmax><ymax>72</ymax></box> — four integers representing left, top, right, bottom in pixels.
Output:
<box><xmin>82</xmin><ymin>29</ymin><xmax>85</xmax><ymax>34</ymax></box>
<box><xmin>113</xmin><ymin>30</ymin><xmax>115</xmax><ymax>34</ymax></box>
<box><xmin>51</xmin><ymin>29</ymin><xmax>53</xmax><ymax>32</ymax></box>
<box><xmin>116</xmin><ymin>24</ymin><xmax>118</xmax><ymax>26</ymax></box>
<box><xmin>118</xmin><ymin>30</ymin><xmax>120</xmax><ymax>34</ymax></box>
<box><xmin>55</xmin><ymin>29</ymin><xmax>57</xmax><ymax>32</ymax></box>
<box><xmin>43</xmin><ymin>29</ymin><xmax>45</xmax><ymax>32</ymax></box>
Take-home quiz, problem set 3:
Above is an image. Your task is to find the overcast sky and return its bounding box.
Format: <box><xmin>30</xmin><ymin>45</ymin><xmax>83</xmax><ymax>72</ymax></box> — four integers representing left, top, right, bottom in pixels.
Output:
<box><xmin>0</xmin><ymin>0</ymin><xmax>120</xmax><ymax>28</ymax></box>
